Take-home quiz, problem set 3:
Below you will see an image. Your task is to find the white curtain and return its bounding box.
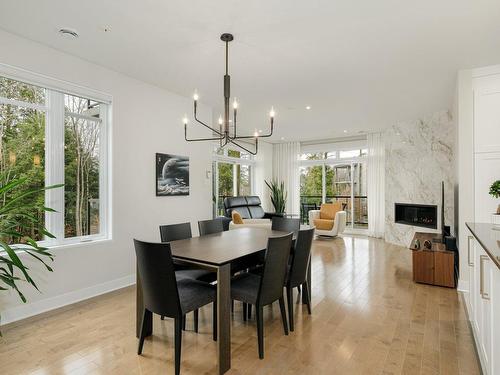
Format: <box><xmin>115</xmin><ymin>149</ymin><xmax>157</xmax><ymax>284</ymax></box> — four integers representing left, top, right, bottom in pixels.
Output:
<box><xmin>367</xmin><ymin>132</ymin><xmax>385</xmax><ymax>237</ymax></box>
<box><xmin>272</xmin><ymin>142</ymin><xmax>300</xmax><ymax>215</ymax></box>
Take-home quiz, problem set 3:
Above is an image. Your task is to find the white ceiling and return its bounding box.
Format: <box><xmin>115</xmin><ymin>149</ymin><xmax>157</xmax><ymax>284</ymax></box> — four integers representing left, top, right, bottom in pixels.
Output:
<box><xmin>1</xmin><ymin>0</ymin><xmax>500</xmax><ymax>142</ymax></box>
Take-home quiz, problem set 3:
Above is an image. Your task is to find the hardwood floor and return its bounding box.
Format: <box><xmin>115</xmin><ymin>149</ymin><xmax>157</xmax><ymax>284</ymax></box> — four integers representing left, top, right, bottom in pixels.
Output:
<box><xmin>0</xmin><ymin>235</ymin><xmax>481</xmax><ymax>375</ymax></box>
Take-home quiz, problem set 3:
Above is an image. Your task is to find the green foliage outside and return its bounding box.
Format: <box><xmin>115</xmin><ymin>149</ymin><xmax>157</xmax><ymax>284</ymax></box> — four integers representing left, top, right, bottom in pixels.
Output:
<box><xmin>0</xmin><ymin>77</ymin><xmax>100</xmax><ymax>241</ymax></box>
<box><xmin>0</xmin><ymin>78</ymin><xmax>46</xmax><ymax>240</ymax></box>
<box><xmin>300</xmin><ymin>153</ymin><xmax>338</xmax><ymax>205</ymax></box>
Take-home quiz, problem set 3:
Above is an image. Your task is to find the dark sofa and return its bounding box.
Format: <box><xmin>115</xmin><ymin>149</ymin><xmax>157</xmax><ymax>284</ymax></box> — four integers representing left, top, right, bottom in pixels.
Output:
<box><xmin>223</xmin><ymin>196</ymin><xmax>284</xmax><ymax>219</ymax></box>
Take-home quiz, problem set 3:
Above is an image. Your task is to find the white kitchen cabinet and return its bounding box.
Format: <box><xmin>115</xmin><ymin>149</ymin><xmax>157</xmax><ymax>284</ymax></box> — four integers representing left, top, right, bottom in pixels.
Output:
<box><xmin>473</xmin><ymin>74</ymin><xmax>500</xmax><ymax>153</ymax></box>
<box><xmin>475</xmin><ymin>244</ymin><xmax>492</xmax><ymax>373</ymax></box>
<box><xmin>467</xmin><ymin>235</ymin><xmax>476</xmax><ymax>323</ymax></box>
<box><xmin>492</xmin><ymin>264</ymin><xmax>500</xmax><ymax>375</ymax></box>
<box><xmin>459</xmin><ymin>65</ymin><xmax>500</xmax><ymax>375</ymax></box>
<box><xmin>466</xmin><ymin>227</ymin><xmax>499</xmax><ymax>375</ymax></box>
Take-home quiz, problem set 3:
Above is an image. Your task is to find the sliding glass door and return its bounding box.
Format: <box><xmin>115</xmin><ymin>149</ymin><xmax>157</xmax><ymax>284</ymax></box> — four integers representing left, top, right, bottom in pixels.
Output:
<box><xmin>299</xmin><ymin>149</ymin><xmax>368</xmax><ymax>231</ymax></box>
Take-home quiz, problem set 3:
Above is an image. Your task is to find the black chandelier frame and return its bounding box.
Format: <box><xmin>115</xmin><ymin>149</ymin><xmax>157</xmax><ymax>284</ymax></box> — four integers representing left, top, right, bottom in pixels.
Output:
<box><xmin>184</xmin><ymin>33</ymin><xmax>274</xmax><ymax>155</ymax></box>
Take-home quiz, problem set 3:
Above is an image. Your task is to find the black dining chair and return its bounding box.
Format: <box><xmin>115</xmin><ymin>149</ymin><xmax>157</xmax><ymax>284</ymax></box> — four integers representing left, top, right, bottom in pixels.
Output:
<box><xmin>286</xmin><ymin>227</ymin><xmax>314</xmax><ymax>331</ymax></box>
<box><xmin>159</xmin><ymin>223</ymin><xmax>216</xmax><ymax>328</ymax></box>
<box><xmin>134</xmin><ymin>239</ymin><xmax>217</xmax><ymax>375</ymax></box>
<box><xmin>231</xmin><ymin>233</ymin><xmax>293</xmax><ymax>359</ymax></box>
<box><xmin>246</xmin><ymin>217</ymin><xmax>300</xmax><ymax>307</ymax></box>
<box><xmin>271</xmin><ymin>216</ymin><xmax>301</xmax><ymax>234</ymax></box>
<box><xmin>159</xmin><ymin>222</ymin><xmax>215</xmax><ymax>281</ymax></box>
<box><xmin>198</xmin><ymin>218</ymin><xmax>224</xmax><ymax>235</ymax></box>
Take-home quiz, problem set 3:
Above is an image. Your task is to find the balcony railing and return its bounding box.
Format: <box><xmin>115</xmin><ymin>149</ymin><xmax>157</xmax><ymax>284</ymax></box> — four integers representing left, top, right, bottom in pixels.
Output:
<box><xmin>300</xmin><ymin>195</ymin><xmax>368</xmax><ymax>228</ymax></box>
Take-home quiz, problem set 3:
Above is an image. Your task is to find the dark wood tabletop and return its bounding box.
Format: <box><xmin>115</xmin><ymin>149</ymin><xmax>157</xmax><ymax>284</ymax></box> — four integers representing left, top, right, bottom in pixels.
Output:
<box><xmin>170</xmin><ymin>227</ymin><xmax>291</xmax><ymax>266</ymax></box>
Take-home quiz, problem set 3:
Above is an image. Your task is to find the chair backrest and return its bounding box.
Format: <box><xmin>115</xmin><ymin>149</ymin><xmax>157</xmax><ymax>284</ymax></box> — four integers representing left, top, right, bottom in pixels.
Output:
<box><xmin>272</xmin><ymin>217</ymin><xmax>300</xmax><ymax>235</ymax></box>
<box><xmin>159</xmin><ymin>222</ymin><xmax>192</xmax><ymax>242</ymax></box>
<box><xmin>288</xmin><ymin>228</ymin><xmax>315</xmax><ymax>288</ymax></box>
<box><xmin>258</xmin><ymin>233</ymin><xmax>293</xmax><ymax>306</ymax></box>
<box><xmin>133</xmin><ymin>239</ymin><xmax>181</xmax><ymax>318</ymax></box>
<box><xmin>320</xmin><ymin>202</ymin><xmax>342</xmax><ymax>220</ymax></box>
<box><xmin>198</xmin><ymin>218</ymin><xmax>224</xmax><ymax>236</ymax></box>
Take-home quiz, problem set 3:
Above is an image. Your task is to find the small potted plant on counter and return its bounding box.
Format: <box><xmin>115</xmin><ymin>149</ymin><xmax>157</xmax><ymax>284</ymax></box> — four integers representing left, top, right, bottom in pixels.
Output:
<box><xmin>490</xmin><ymin>180</ymin><xmax>500</xmax><ymax>227</ymax></box>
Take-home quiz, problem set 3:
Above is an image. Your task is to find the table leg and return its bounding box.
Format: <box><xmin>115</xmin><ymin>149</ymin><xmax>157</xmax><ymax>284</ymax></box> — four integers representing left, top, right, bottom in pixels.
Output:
<box><xmin>302</xmin><ymin>256</ymin><xmax>312</xmax><ymax>304</ymax></box>
<box><xmin>136</xmin><ymin>266</ymin><xmax>152</xmax><ymax>338</ymax></box>
<box><xmin>217</xmin><ymin>264</ymin><xmax>231</xmax><ymax>374</ymax></box>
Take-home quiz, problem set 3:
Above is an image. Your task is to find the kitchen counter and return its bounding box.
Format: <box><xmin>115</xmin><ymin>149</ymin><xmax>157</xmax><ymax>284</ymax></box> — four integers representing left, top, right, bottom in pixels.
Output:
<box><xmin>466</xmin><ymin>222</ymin><xmax>500</xmax><ymax>269</ymax></box>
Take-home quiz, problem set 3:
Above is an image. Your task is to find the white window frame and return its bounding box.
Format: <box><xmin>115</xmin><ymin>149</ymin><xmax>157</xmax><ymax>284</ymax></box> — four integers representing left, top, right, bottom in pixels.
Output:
<box><xmin>212</xmin><ymin>147</ymin><xmax>255</xmax><ymax>217</ymax></box>
<box><xmin>299</xmin><ymin>147</ymin><xmax>368</xmax><ymax>234</ymax></box>
<box><xmin>0</xmin><ymin>63</ymin><xmax>112</xmax><ymax>247</ymax></box>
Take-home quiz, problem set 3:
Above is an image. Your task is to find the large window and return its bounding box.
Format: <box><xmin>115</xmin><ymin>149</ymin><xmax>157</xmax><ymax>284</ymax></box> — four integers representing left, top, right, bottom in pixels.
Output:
<box><xmin>0</xmin><ymin>74</ymin><xmax>110</xmax><ymax>246</ymax></box>
<box><xmin>213</xmin><ymin>148</ymin><xmax>254</xmax><ymax>216</ymax></box>
<box><xmin>299</xmin><ymin>148</ymin><xmax>368</xmax><ymax>230</ymax></box>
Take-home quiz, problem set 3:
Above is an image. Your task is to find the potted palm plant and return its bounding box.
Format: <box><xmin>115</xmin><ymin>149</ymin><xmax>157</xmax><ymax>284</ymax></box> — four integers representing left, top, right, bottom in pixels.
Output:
<box><xmin>490</xmin><ymin>180</ymin><xmax>500</xmax><ymax>227</ymax></box>
<box><xmin>265</xmin><ymin>180</ymin><xmax>287</xmax><ymax>214</ymax></box>
<box><xmin>0</xmin><ymin>170</ymin><xmax>62</xmax><ymax>334</ymax></box>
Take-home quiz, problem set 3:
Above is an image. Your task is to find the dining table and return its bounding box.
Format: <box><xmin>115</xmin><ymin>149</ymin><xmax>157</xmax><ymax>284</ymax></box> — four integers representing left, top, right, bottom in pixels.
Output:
<box><xmin>135</xmin><ymin>226</ymin><xmax>311</xmax><ymax>375</ymax></box>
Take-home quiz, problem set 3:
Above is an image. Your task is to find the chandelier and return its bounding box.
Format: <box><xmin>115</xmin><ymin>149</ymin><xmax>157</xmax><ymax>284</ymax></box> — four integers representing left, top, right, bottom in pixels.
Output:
<box><xmin>183</xmin><ymin>33</ymin><xmax>274</xmax><ymax>155</ymax></box>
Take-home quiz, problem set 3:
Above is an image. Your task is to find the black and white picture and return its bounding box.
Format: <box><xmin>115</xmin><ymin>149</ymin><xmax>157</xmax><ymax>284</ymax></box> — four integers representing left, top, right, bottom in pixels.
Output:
<box><xmin>156</xmin><ymin>153</ymin><xmax>189</xmax><ymax>196</ymax></box>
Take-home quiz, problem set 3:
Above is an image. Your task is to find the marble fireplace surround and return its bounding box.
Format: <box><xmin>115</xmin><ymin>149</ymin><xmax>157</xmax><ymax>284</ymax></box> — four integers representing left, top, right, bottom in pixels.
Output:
<box><xmin>384</xmin><ymin>110</ymin><xmax>455</xmax><ymax>246</ymax></box>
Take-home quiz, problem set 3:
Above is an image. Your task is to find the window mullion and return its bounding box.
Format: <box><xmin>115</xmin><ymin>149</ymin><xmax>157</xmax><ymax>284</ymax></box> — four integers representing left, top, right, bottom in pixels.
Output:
<box><xmin>98</xmin><ymin>104</ymin><xmax>109</xmax><ymax>238</ymax></box>
<box><xmin>45</xmin><ymin>90</ymin><xmax>65</xmax><ymax>243</ymax></box>
<box><xmin>322</xmin><ymin>163</ymin><xmax>326</xmax><ymax>204</ymax></box>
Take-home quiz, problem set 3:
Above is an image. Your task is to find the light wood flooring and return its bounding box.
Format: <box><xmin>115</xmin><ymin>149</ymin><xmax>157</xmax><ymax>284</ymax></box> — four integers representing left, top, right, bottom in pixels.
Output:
<box><xmin>0</xmin><ymin>235</ymin><xmax>481</xmax><ymax>375</ymax></box>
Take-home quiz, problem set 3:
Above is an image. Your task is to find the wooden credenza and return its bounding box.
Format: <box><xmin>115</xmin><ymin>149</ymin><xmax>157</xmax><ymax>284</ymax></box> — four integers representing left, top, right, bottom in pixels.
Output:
<box><xmin>409</xmin><ymin>232</ymin><xmax>456</xmax><ymax>288</ymax></box>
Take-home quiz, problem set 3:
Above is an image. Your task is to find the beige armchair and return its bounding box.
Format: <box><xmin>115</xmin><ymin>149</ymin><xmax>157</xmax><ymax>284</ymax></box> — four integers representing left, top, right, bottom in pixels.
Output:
<box><xmin>308</xmin><ymin>203</ymin><xmax>347</xmax><ymax>237</ymax></box>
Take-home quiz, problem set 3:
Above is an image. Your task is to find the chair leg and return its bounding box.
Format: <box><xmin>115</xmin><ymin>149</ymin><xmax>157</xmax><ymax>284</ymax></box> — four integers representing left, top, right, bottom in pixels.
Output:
<box><xmin>297</xmin><ymin>284</ymin><xmax>301</xmax><ymax>294</ymax></box>
<box><xmin>287</xmin><ymin>287</ymin><xmax>294</xmax><ymax>332</ymax></box>
<box><xmin>242</xmin><ymin>302</ymin><xmax>247</xmax><ymax>321</ymax></box>
<box><xmin>247</xmin><ymin>304</ymin><xmax>252</xmax><ymax>320</ymax></box>
<box><xmin>231</xmin><ymin>300</ymin><xmax>234</xmax><ymax>313</ymax></box>
<box><xmin>137</xmin><ymin>309</ymin><xmax>151</xmax><ymax>355</ymax></box>
<box><xmin>303</xmin><ymin>281</ymin><xmax>312</xmax><ymax>315</ymax></box>
<box><xmin>256</xmin><ymin>306</ymin><xmax>264</xmax><ymax>359</ymax></box>
<box><xmin>279</xmin><ymin>297</ymin><xmax>289</xmax><ymax>336</ymax></box>
<box><xmin>194</xmin><ymin>309</ymin><xmax>199</xmax><ymax>333</ymax></box>
<box><xmin>174</xmin><ymin>318</ymin><xmax>182</xmax><ymax>375</ymax></box>
<box><xmin>182</xmin><ymin>315</ymin><xmax>186</xmax><ymax>331</ymax></box>
<box><xmin>212</xmin><ymin>301</ymin><xmax>217</xmax><ymax>342</ymax></box>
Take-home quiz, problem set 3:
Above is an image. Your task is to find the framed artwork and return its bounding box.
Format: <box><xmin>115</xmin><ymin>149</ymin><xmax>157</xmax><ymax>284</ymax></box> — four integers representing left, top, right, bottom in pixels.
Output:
<box><xmin>156</xmin><ymin>153</ymin><xmax>189</xmax><ymax>196</ymax></box>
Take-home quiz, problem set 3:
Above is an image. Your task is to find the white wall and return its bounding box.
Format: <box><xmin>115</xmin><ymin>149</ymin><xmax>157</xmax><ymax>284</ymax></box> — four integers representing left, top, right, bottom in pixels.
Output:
<box><xmin>0</xmin><ymin>30</ymin><xmax>215</xmax><ymax>324</ymax></box>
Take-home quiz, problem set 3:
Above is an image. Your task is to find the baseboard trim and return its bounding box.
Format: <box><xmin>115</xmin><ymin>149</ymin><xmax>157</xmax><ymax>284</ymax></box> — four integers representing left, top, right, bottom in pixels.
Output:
<box><xmin>457</xmin><ymin>279</ymin><xmax>469</xmax><ymax>293</ymax></box>
<box><xmin>0</xmin><ymin>274</ymin><xmax>135</xmax><ymax>326</ymax></box>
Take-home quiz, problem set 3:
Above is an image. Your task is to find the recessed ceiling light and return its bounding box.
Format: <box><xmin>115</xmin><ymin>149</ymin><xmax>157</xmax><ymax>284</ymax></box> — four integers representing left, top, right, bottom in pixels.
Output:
<box><xmin>259</xmin><ymin>129</ymin><xmax>263</xmax><ymax>133</ymax></box>
<box><xmin>58</xmin><ymin>28</ymin><xmax>79</xmax><ymax>39</ymax></box>
<box><xmin>306</xmin><ymin>106</ymin><xmax>311</xmax><ymax>110</ymax></box>
<box><xmin>343</xmin><ymin>130</ymin><xmax>348</xmax><ymax>133</ymax></box>
<box><xmin>280</xmin><ymin>137</ymin><xmax>285</xmax><ymax>141</ymax></box>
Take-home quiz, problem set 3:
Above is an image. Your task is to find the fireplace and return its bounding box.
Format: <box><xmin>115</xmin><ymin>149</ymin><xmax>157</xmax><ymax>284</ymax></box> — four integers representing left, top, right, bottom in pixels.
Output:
<box><xmin>394</xmin><ymin>203</ymin><xmax>437</xmax><ymax>229</ymax></box>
